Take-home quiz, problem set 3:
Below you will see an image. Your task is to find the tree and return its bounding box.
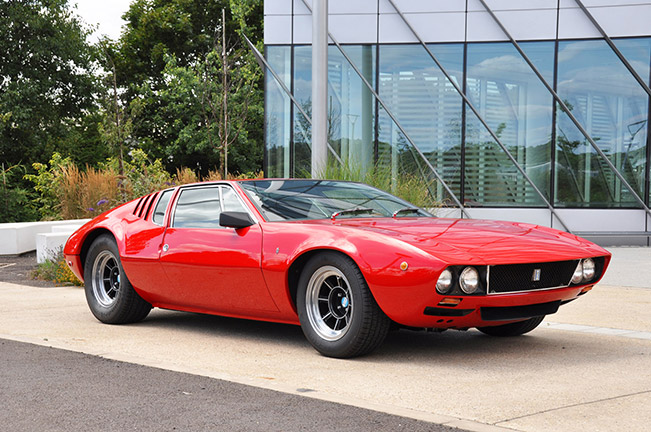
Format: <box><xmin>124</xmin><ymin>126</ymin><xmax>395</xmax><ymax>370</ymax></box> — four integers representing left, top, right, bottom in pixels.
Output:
<box><xmin>0</xmin><ymin>0</ymin><xmax>104</xmax><ymax>168</ymax></box>
<box><xmin>113</xmin><ymin>0</ymin><xmax>264</xmax><ymax>176</ymax></box>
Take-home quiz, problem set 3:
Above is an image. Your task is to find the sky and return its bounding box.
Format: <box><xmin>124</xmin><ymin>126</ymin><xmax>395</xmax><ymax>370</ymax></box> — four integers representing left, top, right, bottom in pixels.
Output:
<box><xmin>72</xmin><ymin>0</ymin><xmax>133</xmax><ymax>42</ymax></box>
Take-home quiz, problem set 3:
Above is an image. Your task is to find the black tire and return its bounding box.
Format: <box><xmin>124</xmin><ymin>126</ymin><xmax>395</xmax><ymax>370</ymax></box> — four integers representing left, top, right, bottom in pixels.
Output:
<box><xmin>84</xmin><ymin>235</ymin><xmax>152</xmax><ymax>324</ymax></box>
<box><xmin>297</xmin><ymin>252</ymin><xmax>390</xmax><ymax>358</ymax></box>
<box><xmin>477</xmin><ymin>316</ymin><xmax>545</xmax><ymax>337</ymax></box>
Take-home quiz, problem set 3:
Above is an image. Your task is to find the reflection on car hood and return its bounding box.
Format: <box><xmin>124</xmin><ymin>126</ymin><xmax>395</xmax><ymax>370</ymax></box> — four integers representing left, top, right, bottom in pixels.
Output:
<box><xmin>316</xmin><ymin>217</ymin><xmax>608</xmax><ymax>264</ymax></box>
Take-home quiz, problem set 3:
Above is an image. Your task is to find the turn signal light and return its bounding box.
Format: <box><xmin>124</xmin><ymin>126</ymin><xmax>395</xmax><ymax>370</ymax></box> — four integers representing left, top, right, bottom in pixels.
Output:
<box><xmin>438</xmin><ymin>298</ymin><xmax>462</xmax><ymax>307</ymax></box>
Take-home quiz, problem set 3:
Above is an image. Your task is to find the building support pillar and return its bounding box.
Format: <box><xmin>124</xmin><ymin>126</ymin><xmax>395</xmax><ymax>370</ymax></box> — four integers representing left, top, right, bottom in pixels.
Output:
<box><xmin>311</xmin><ymin>0</ymin><xmax>328</xmax><ymax>178</ymax></box>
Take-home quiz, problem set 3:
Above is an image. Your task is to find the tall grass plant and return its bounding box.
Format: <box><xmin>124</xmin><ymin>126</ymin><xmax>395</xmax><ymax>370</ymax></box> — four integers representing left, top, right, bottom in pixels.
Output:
<box><xmin>319</xmin><ymin>159</ymin><xmax>441</xmax><ymax>209</ymax></box>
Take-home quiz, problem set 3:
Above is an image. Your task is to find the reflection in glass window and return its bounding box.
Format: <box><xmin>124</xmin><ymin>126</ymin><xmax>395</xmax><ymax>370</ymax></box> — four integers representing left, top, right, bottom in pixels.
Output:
<box><xmin>173</xmin><ymin>187</ymin><xmax>222</xmax><ymax>229</ymax></box>
<box><xmin>152</xmin><ymin>189</ymin><xmax>174</xmax><ymax>225</ymax></box>
<box><xmin>379</xmin><ymin>44</ymin><xmax>464</xmax><ymax>203</ymax></box>
<box><xmin>222</xmin><ymin>187</ymin><xmax>247</xmax><ymax>212</ymax></box>
<box><xmin>265</xmin><ymin>46</ymin><xmax>292</xmax><ymax>178</ymax></box>
<box><xmin>293</xmin><ymin>45</ymin><xmax>376</xmax><ymax>176</ymax></box>
<box><xmin>240</xmin><ymin>180</ymin><xmax>431</xmax><ymax>221</ymax></box>
<box><xmin>266</xmin><ymin>37</ymin><xmax>651</xmax><ymax>210</ymax></box>
<box><xmin>555</xmin><ymin>39</ymin><xmax>649</xmax><ymax>207</ymax></box>
<box><xmin>465</xmin><ymin>41</ymin><xmax>554</xmax><ymax>206</ymax></box>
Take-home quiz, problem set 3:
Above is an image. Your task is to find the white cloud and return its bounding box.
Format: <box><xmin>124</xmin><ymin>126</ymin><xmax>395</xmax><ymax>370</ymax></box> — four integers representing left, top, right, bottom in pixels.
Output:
<box><xmin>73</xmin><ymin>0</ymin><xmax>133</xmax><ymax>42</ymax></box>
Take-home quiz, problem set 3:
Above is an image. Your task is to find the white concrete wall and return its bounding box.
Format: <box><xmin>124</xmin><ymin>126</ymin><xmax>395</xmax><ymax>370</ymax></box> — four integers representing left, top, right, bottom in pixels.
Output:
<box><xmin>264</xmin><ymin>0</ymin><xmax>651</xmax><ymax>45</ymax></box>
<box><xmin>0</xmin><ymin>220</ymin><xmax>89</xmax><ymax>256</ymax></box>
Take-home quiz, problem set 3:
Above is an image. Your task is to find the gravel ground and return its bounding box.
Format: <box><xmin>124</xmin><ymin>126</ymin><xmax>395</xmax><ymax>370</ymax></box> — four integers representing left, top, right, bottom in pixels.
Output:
<box><xmin>0</xmin><ymin>251</ymin><xmax>57</xmax><ymax>287</ymax></box>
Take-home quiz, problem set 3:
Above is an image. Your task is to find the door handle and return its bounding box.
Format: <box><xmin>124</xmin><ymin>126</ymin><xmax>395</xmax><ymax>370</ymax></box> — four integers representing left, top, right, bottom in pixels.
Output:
<box><xmin>162</xmin><ymin>244</ymin><xmax>169</xmax><ymax>252</ymax></box>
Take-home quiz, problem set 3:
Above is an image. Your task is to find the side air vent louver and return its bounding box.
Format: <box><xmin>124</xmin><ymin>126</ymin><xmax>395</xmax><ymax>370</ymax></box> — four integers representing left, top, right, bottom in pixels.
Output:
<box><xmin>133</xmin><ymin>196</ymin><xmax>145</xmax><ymax>216</ymax></box>
<box><xmin>143</xmin><ymin>192</ymin><xmax>159</xmax><ymax>220</ymax></box>
<box><xmin>137</xmin><ymin>194</ymin><xmax>151</xmax><ymax>218</ymax></box>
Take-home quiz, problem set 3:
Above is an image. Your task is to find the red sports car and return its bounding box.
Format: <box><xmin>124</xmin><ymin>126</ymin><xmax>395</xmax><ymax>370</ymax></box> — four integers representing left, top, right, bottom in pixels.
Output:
<box><xmin>64</xmin><ymin>179</ymin><xmax>610</xmax><ymax>358</ymax></box>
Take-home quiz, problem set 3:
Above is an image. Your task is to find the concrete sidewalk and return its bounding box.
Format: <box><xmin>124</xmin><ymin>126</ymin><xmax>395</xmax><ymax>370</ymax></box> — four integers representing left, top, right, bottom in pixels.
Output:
<box><xmin>0</xmin><ymin>246</ymin><xmax>649</xmax><ymax>432</ymax></box>
<box><xmin>2</xmin><ymin>282</ymin><xmax>650</xmax><ymax>432</ymax></box>
<box><xmin>599</xmin><ymin>247</ymin><xmax>651</xmax><ymax>289</ymax></box>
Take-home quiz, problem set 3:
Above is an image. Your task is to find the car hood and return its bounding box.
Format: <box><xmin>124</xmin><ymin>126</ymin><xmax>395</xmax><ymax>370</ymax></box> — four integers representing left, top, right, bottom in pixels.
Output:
<box><xmin>317</xmin><ymin>217</ymin><xmax>609</xmax><ymax>265</ymax></box>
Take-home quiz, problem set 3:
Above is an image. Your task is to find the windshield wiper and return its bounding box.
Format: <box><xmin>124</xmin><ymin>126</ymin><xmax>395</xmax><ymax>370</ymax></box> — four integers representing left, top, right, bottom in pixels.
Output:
<box><xmin>331</xmin><ymin>207</ymin><xmax>374</xmax><ymax>221</ymax></box>
<box><xmin>392</xmin><ymin>207</ymin><xmax>420</xmax><ymax>218</ymax></box>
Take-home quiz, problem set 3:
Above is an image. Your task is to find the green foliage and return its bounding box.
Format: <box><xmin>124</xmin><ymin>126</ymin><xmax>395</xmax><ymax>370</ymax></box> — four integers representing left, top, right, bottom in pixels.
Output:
<box><xmin>24</xmin><ymin>153</ymin><xmax>76</xmax><ymax>220</ymax></box>
<box><xmin>114</xmin><ymin>0</ymin><xmax>264</xmax><ymax>177</ymax></box>
<box><xmin>2</xmin><ymin>0</ymin><xmax>265</xmax><ymax>222</ymax></box>
<box><xmin>102</xmin><ymin>148</ymin><xmax>173</xmax><ymax>197</ymax></box>
<box><xmin>0</xmin><ymin>163</ymin><xmax>38</xmax><ymax>222</ymax></box>
<box><xmin>32</xmin><ymin>248</ymin><xmax>83</xmax><ymax>286</ymax></box>
<box><xmin>0</xmin><ymin>0</ymin><xmax>102</xmax><ymax>169</ymax></box>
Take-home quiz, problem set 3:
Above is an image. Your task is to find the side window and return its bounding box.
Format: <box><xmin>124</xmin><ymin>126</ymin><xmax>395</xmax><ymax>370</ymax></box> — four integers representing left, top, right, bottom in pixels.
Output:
<box><xmin>221</xmin><ymin>186</ymin><xmax>247</xmax><ymax>213</ymax></box>
<box><xmin>152</xmin><ymin>189</ymin><xmax>174</xmax><ymax>225</ymax></box>
<box><xmin>172</xmin><ymin>187</ymin><xmax>222</xmax><ymax>229</ymax></box>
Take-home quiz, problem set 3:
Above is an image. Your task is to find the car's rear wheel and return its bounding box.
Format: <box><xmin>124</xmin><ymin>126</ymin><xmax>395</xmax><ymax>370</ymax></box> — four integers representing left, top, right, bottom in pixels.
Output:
<box><xmin>477</xmin><ymin>316</ymin><xmax>545</xmax><ymax>337</ymax></box>
<box><xmin>84</xmin><ymin>235</ymin><xmax>152</xmax><ymax>324</ymax></box>
<box><xmin>297</xmin><ymin>252</ymin><xmax>390</xmax><ymax>358</ymax></box>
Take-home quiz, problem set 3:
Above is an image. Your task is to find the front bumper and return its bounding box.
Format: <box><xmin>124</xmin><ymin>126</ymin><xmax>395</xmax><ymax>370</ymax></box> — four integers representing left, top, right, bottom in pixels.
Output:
<box><xmin>383</xmin><ymin>284</ymin><xmax>592</xmax><ymax>329</ymax></box>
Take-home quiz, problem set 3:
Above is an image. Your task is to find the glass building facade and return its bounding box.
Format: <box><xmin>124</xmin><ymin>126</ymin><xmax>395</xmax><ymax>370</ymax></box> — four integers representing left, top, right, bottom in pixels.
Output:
<box><xmin>263</xmin><ymin>0</ymin><xmax>651</xmax><ymax>243</ymax></box>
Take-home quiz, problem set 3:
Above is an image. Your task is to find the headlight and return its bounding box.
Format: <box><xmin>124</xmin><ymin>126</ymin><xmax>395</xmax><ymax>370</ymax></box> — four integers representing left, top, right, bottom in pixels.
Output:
<box><xmin>571</xmin><ymin>261</ymin><xmax>583</xmax><ymax>284</ymax></box>
<box><xmin>436</xmin><ymin>269</ymin><xmax>453</xmax><ymax>294</ymax></box>
<box><xmin>459</xmin><ymin>267</ymin><xmax>479</xmax><ymax>294</ymax></box>
<box><xmin>582</xmin><ymin>258</ymin><xmax>595</xmax><ymax>281</ymax></box>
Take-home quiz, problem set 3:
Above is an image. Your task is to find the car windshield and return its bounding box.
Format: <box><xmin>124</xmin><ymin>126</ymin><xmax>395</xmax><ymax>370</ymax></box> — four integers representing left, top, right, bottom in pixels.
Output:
<box><xmin>239</xmin><ymin>180</ymin><xmax>432</xmax><ymax>221</ymax></box>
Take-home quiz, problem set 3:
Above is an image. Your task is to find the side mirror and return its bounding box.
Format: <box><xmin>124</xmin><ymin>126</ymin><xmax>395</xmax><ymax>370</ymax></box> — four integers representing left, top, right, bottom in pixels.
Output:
<box><xmin>219</xmin><ymin>211</ymin><xmax>254</xmax><ymax>229</ymax></box>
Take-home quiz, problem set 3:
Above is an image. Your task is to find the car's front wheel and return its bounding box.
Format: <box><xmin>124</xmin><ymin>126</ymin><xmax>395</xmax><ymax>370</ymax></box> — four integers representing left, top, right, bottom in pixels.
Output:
<box><xmin>297</xmin><ymin>252</ymin><xmax>390</xmax><ymax>358</ymax></box>
<box><xmin>477</xmin><ymin>316</ymin><xmax>545</xmax><ymax>337</ymax></box>
<box><xmin>84</xmin><ymin>234</ymin><xmax>152</xmax><ymax>324</ymax></box>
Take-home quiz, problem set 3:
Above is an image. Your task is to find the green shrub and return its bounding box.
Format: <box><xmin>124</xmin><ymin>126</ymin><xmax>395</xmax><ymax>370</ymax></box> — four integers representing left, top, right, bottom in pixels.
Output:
<box><xmin>1</xmin><ymin>163</ymin><xmax>38</xmax><ymax>223</ymax></box>
<box><xmin>32</xmin><ymin>249</ymin><xmax>83</xmax><ymax>286</ymax></box>
<box><xmin>24</xmin><ymin>153</ymin><xmax>75</xmax><ymax>220</ymax></box>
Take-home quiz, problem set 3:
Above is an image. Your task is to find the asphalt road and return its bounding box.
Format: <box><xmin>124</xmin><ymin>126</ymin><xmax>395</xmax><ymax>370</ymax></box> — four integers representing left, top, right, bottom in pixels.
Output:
<box><xmin>0</xmin><ymin>338</ymin><xmax>464</xmax><ymax>432</ymax></box>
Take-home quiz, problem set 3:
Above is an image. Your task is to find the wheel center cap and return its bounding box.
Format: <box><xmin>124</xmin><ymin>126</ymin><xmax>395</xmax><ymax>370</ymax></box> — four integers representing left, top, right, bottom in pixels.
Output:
<box><xmin>328</xmin><ymin>287</ymin><xmax>349</xmax><ymax>319</ymax></box>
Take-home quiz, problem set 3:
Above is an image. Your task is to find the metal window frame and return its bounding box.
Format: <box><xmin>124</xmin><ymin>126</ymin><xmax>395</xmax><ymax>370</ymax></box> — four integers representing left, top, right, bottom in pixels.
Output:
<box><xmin>385</xmin><ymin>0</ymin><xmax>570</xmax><ymax>231</ymax></box>
<box><xmin>475</xmin><ymin>0</ymin><xmax>651</xmax><ymax>221</ymax></box>
<box><xmin>245</xmin><ymin>36</ymin><xmax>342</xmax><ymax>168</ymax></box>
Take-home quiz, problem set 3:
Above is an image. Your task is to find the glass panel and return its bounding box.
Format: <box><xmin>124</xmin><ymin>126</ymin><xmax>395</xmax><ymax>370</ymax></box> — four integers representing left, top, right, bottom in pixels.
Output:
<box><xmin>173</xmin><ymin>187</ymin><xmax>222</xmax><ymax>229</ymax></box>
<box><xmin>293</xmin><ymin>46</ymin><xmax>313</xmax><ymax>176</ymax></box>
<box><xmin>221</xmin><ymin>186</ymin><xmax>247</xmax><ymax>212</ymax></box>
<box><xmin>378</xmin><ymin>44</ymin><xmax>464</xmax><ymax>205</ymax></box>
<box><xmin>555</xmin><ymin>39</ymin><xmax>649</xmax><ymax>207</ymax></box>
<box><xmin>293</xmin><ymin>45</ymin><xmax>376</xmax><ymax>177</ymax></box>
<box><xmin>265</xmin><ymin>46</ymin><xmax>292</xmax><ymax>178</ymax></box>
<box><xmin>152</xmin><ymin>189</ymin><xmax>174</xmax><ymax>225</ymax></box>
<box><xmin>465</xmin><ymin>41</ymin><xmax>554</xmax><ymax>207</ymax></box>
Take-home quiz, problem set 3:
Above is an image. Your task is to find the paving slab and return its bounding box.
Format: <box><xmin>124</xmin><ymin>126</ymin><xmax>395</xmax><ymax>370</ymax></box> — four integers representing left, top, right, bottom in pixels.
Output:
<box><xmin>1</xmin><ymin>281</ymin><xmax>649</xmax><ymax>432</ymax></box>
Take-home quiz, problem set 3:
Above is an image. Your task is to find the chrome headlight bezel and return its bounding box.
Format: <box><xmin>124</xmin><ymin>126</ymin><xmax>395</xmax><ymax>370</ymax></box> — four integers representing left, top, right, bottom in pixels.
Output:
<box><xmin>459</xmin><ymin>266</ymin><xmax>480</xmax><ymax>294</ymax></box>
<box><xmin>582</xmin><ymin>258</ymin><xmax>595</xmax><ymax>281</ymax></box>
<box><xmin>436</xmin><ymin>268</ymin><xmax>454</xmax><ymax>294</ymax></box>
<box><xmin>571</xmin><ymin>261</ymin><xmax>584</xmax><ymax>284</ymax></box>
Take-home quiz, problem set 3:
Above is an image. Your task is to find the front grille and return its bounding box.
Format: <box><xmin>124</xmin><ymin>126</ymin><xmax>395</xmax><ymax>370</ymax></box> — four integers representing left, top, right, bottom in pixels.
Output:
<box><xmin>481</xmin><ymin>301</ymin><xmax>561</xmax><ymax>321</ymax></box>
<box><xmin>488</xmin><ymin>260</ymin><xmax>578</xmax><ymax>294</ymax></box>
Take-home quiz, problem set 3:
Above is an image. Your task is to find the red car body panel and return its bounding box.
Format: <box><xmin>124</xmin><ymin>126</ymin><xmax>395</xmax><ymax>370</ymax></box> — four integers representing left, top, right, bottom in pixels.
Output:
<box><xmin>64</xmin><ymin>180</ymin><xmax>611</xmax><ymax>329</ymax></box>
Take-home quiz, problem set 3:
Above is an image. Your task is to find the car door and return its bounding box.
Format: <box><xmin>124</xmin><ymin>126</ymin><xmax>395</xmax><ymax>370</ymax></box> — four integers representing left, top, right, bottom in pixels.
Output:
<box><xmin>121</xmin><ymin>188</ymin><xmax>176</xmax><ymax>299</ymax></box>
<box><xmin>158</xmin><ymin>184</ymin><xmax>278</xmax><ymax>313</ymax></box>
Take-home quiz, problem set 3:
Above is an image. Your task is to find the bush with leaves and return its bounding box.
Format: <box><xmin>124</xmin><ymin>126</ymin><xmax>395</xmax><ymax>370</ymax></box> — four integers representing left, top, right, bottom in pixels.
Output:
<box><xmin>32</xmin><ymin>248</ymin><xmax>83</xmax><ymax>286</ymax></box>
<box><xmin>0</xmin><ymin>163</ymin><xmax>39</xmax><ymax>223</ymax></box>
